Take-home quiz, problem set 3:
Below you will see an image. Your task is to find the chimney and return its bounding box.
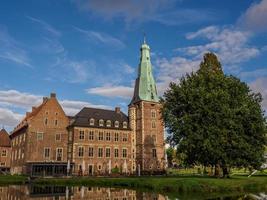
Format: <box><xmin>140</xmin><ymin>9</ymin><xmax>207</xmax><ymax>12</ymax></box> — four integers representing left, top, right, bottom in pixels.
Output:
<box><xmin>50</xmin><ymin>93</ymin><xmax>56</xmax><ymax>98</ymax></box>
<box><xmin>32</xmin><ymin>106</ymin><xmax>36</xmax><ymax>112</ymax></box>
<box><xmin>115</xmin><ymin>107</ymin><xmax>120</xmax><ymax>114</ymax></box>
<box><xmin>43</xmin><ymin>97</ymin><xmax>48</xmax><ymax>103</ymax></box>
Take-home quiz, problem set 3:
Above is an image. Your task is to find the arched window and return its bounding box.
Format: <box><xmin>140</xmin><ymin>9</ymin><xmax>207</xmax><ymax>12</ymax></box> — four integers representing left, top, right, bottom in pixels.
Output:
<box><xmin>114</xmin><ymin>121</ymin><xmax>119</xmax><ymax>128</ymax></box>
<box><xmin>99</xmin><ymin>119</ymin><xmax>104</xmax><ymax>127</ymax></box>
<box><xmin>106</xmin><ymin>120</ymin><xmax>111</xmax><ymax>127</ymax></box>
<box><xmin>123</xmin><ymin>121</ymin><xmax>128</xmax><ymax>129</ymax></box>
<box><xmin>89</xmin><ymin>118</ymin><xmax>94</xmax><ymax>126</ymax></box>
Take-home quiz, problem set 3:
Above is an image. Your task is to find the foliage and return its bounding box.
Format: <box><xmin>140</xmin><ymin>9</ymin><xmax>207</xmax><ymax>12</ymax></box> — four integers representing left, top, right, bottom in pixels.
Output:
<box><xmin>111</xmin><ymin>167</ymin><xmax>120</xmax><ymax>174</ymax></box>
<box><xmin>162</xmin><ymin>52</ymin><xmax>267</xmax><ymax>172</ymax></box>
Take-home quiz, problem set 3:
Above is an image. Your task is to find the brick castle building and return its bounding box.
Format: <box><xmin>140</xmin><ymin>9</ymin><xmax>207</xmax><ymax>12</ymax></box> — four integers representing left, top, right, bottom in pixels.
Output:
<box><xmin>0</xmin><ymin>128</ymin><xmax>11</xmax><ymax>173</ymax></box>
<box><xmin>7</xmin><ymin>40</ymin><xmax>166</xmax><ymax>176</ymax></box>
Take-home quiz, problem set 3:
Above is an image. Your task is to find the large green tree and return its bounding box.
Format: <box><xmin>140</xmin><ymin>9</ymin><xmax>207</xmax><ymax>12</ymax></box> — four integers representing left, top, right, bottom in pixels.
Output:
<box><xmin>162</xmin><ymin>53</ymin><xmax>267</xmax><ymax>177</ymax></box>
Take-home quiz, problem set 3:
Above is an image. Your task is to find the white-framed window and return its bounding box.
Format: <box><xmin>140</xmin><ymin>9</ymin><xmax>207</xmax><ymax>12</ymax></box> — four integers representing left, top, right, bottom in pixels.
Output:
<box><xmin>1</xmin><ymin>150</ymin><xmax>7</xmax><ymax>157</ymax></box>
<box><xmin>78</xmin><ymin>146</ymin><xmax>84</xmax><ymax>157</ymax></box>
<box><xmin>88</xmin><ymin>147</ymin><xmax>94</xmax><ymax>157</ymax></box>
<box><xmin>89</xmin><ymin>118</ymin><xmax>95</xmax><ymax>126</ymax></box>
<box><xmin>106</xmin><ymin>132</ymin><xmax>111</xmax><ymax>141</ymax></box>
<box><xmin>98</xmin><ymin>132</ymin><xmax>104</xmax><ymax>141</ymax></box>
<box><xmin>106</xmin><ymin>120</ymin><xmax>111</xmax><ymax>127</ymax></box>
<box><xmin>37</xmin><ymin>132</ymin><xmax>43</xmax><ymax>141</ymax></box>
<box><xmin>151</xmin><ymin>109</ymin><xmax>156</xmax><ymax>118</ymax></box>
<box><xmin>56</xmin><ymin>148</ymin><xmax>63</xmax><ymax>161</ymax></box>
<box><xmin>114</xmin><ymin>148</ymin><xmax>119</xmax><ymax>158</ymax></box>
<box><xmin>114</xmin><ymin>132</ymin><xmax>119</xmax><ymax>142</ymax></box>
<box><xmin>99</xmin><ymin>119</ymin><xmax>104</xmax><ymax>127</ymax></box>
<box><xmin>44</xmin><ymin>147</ymin><xmax>50</xmax><ymax>159</ymax></box>
<box><xmin>114</xmin><ymin>121</ymin><xmax>119</xmax><ymax>128</ymax></box>
<box><xmin>122</xmin><ymin>133</ymin><xmax>128</xmax><ymax>142</ymax></box>
<box><xmin>0</xmin><ymin>162</ymin><xmax>5</xmax><ymax>166</ymax></box>
<box><xmin>89</xmin><ymin>131</ymin><xmax>94</xmax><ymax>140</ymax></box>
<box><xmin>123</xmin><ymin>121</ymin><xmax>128</xmax><ymax>129</ymax></box>
<box><xmin>79</xmin><ymin>130</ymin><xmax>85</xmax><ymax>140</ymax></box>
<box><xmin>152</xmin><ymin>121</ymin><xmax>156</xmax><ymax>128</ymax></box>
<box><xmin>55</xmin><ymin>133</ymin><xmax>61</xmax><ymax>141</ymax></box>
<box><xmin>98</xmin><ymin>148</ymin><xmax>103</xmax><ymax>158</ymax></box>
<box><xmin>122</xmin><ymin>148</ymin><xmax>127</xmax><ymax>158</ymax></box>
<box><xmin>106</xmin><ymin>147</ymin><xmax>111</xmax><ymax>158</ymax></box>
<box><xmin>152</xmin><ymin>149</ymin><xmax>157</xmax><ymax>158</ymax></box>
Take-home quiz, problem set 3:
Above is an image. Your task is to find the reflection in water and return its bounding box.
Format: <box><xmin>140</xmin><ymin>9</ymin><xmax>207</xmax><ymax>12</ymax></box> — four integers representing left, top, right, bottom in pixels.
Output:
<box><xmin>0</xmin><ymin>185</ymin><xmax>166</xmax><ymax>200</ymax></box>
<box><xmin>0</xmin><ymin>185</ymin><xmax>266</xmax><ymax>200</ymax></box>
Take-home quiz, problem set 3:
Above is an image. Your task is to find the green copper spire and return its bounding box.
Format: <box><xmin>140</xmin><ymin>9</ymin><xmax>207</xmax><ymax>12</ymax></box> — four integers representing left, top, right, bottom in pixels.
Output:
<box><xmin>131</xmin><ymin>39</ymin><xmax>159</xmax><ymax>104</ymax></box>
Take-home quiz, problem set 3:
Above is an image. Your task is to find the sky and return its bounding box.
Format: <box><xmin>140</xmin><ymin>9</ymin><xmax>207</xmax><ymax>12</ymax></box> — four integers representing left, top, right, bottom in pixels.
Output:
<box><xmin>0</xmin><ymin>0</ymin><xmax>267</xmax><ymax>131</ymax></box>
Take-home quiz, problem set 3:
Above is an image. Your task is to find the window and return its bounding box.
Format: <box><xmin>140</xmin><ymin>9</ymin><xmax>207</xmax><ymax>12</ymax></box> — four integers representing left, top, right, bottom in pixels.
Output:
<box><xmin>44</xmin><ymin>148</ymin><xmax>50</xmax><ymax>159</ymax></box>
<box><xmin>114</xmin><ymin>121</ymin><xmax>119</xmax><ymax>128</ymax></box>
<box><xmin>98</xmin><ymin>132</ymin><xmax>104</xmax><ymax>141</ymax></box>
<box><xmin>114</xmin><ymin>148</ymin><xmax>119</xmax><ymax>158</ymax></box>
<box><xmin>44</xmin><ymin>118</ymin><xmax>48</xmax><ymax>125</ymax></box>
<box><xmin>152</xmin><ymin>121</ymin><xmax>156</xmax><ymax>128</ymax></box>
<box><xmin>98</xmin><ymin>165</ymin><xmax>102</xmax><ymax>170</ymax></box>
<box><xmin>78</xmin><ymin>147</ymin><xmax>84</xmax><ymax>157</ymax></box>
<box><xmin>79</xmin><ymin>130</ymin><xmax>85</xmax><ymax>140</ymax></box>
<box><xmin>37</xmin><ymin>132</ymin><xmax>43</xmax><ymax>141</ymax></box>
<box><xmin>106</xmin><ymin>132</ymin><xmax>111</xmax><ymax>141</ymax></box>
<box><xmin>88</xmin><ymin>147</ymin><xmax>94</xmax><ymax>157</ymax></box>
<box><xmin>114</xmin><ymin>132</ymin><xmax>119</xmax><ymax>142</ymax></box>
<box><xmin>1</xmin><ymin>150</ymin><xmax>7</xmax><ymax>157</ymax></box>
<box><xmin>99</xmin><ymin>119</ymin><xmax>104</xmax><ymax>127</ymax></box>
<box><xmin>106</xmin><ymin>120</ymin><xmax>111</xmax><ymax>127</ymax></box>
<box><xmin>55</xmin><ymin>133</ymin><xmax>61</xmax><ymax>141</ymax></box>
<box><xmin>122</xmin><ymin>149</ymin><xmax>127</xmax><ymax>158</ymax></box>
<box><xmin>0</xmin><ymin>162</ymin><xmax>5</xmax><ymax>166</ymax></box>
<box><xmin>56</xmin><ymin>148</ymin><xmax>63</xmax><ymax>161</ymax></box>
<box><xmin>152</xmin><ymin>135</ymin><xmax>157</xmax><ymax>143</ymax></box>
<box><xmin>55</xmin><ymin>119</ymin><xmax>58</xmax><ymax>126</ymax></box>
<box><xmin>123</xmin><ymin>121</ymin><xmax>128</xmax><ymax>129</ymax></box>
<box><xmin>89</xmin><ymin>131</ymin><xmax>94</xmax><ymax>140</ymax></box>
<box><xmin>106</xmin><ymin>148</ymin><xmax>111</xmax><ymax>158</ymax></box>
<box><xmin>89</xmin><ymin>118</ymin><xmax>94</xmax><ymax>126</ymax></box>
<box><xmin>151</xmin><ymin>110</ymin><xmax>156</xmax><ymax>118</ymax></box>
<box><xmin>98</xmin><ymin>148</ymin><xmax>103</xmax><ymax>158</ymax></box>
<box><xmin>122</xmin><ymin>133</ymin><xmax>128</xmax><ymax>142</ymax></box>
<box><xmin>152</xmin><ymin>149</ymin><xmax>157</xmax><ymax>158</ymax></box>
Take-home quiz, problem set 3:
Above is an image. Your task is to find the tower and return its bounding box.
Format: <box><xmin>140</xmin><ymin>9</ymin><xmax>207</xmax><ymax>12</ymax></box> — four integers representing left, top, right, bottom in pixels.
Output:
<box><xmin>129</xmin><ymin>38</ymin><xmax>166</xmax><ymax>174</ymax></box>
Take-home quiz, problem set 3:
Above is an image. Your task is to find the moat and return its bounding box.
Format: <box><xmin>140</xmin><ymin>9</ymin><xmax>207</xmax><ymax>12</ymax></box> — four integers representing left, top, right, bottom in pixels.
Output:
<box><xmin>0</xmin><ymin>185</ymin><xmax>266</xmax><ymax>200</ymax></box>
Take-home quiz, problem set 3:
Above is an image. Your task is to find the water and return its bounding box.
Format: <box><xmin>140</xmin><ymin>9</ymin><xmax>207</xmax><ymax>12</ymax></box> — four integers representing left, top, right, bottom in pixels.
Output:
<box><xmin>0</xmin><ymin>185</ymin><xmax>266</xmax><ymax>200</ymax></box>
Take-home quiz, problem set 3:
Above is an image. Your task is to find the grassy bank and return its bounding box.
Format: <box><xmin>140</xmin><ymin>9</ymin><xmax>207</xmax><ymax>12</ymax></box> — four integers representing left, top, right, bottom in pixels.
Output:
<box><xmin>32</xmin><ymin>175</ymin><xmax>267</xmax><ymax>195</ymax></box>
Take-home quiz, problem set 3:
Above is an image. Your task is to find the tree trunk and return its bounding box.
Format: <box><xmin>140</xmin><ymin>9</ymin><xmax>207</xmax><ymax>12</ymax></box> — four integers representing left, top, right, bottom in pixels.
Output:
<box><xmin>222</xmin><ymin>165</ymin><xmax>229</xmax><ymax>178</ymax></box>
<box><xmin>214</xmin><ymin>164</ymin><xmax>220</xmax><ymax>177</ymax></box>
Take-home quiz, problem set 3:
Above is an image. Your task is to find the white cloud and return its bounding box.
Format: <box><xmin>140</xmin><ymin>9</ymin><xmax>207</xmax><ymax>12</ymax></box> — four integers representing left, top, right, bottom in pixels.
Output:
<box><xmin>86</xmin><ymin>85</ymin><xmax>133</xmax><ymax>99</ymax></box>
<box><xmin>27</xmin><ymin>16</ymin><xmax>61</xmax><ymax>37</ymax></box>
<box><xmin>0</xmin><ymin>108</ymin><xmax>23</xmax><ymax>128</ymax></box>
<box><xmin>249</xmin><ymin>76</ymin><xmax>267</xmax><ymax>111</ymax></box>
<box><xmin>0</xmin><ymin>90</ymin><xmax>110</xmax><ymax>128</ymax></box>
<box><xmin>240</xmin><ymin>68</ymin><xmax>267</xmax><ymax>80</ymax></box>
<box><xmin>238</xmin><ymin>0</ymin><xmax>267</xmax><ymax>32</ymax></box>
<box><xmin>0</xmin><ymin>26</ymin><xmax>32</xmax><ymax>67</ymax></box>
<box><xmin>177</xmin><ymin>26</ymin><xmax>260</xmax><ymax>68</ymax></box>
<box><xmin>74</xmin><ymin>26</ymin><xmax>125</xmax><ymax>49</ymax></box>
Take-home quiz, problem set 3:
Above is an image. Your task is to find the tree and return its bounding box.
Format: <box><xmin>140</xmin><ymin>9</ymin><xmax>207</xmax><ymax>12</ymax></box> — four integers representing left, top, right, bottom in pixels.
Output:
<box><xmin>162</xmin><ymin>52</ymin><xmax>267</xmax><ymax>177</ymax></box>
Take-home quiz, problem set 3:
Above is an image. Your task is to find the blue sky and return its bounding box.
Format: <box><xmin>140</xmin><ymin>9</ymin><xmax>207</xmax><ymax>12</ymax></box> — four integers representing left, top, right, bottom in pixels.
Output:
<box><xmin>0</xmin><ymin>0</ymin><xmax>267</xmax><ymax>130</ymax></box>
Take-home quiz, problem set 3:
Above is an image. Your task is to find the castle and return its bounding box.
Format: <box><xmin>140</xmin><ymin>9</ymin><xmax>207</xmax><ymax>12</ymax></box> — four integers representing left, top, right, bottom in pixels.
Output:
<box><xmin>1</xmin><ymin>40</ymin><xmax>166</xmax><ymax>176</ymax></box>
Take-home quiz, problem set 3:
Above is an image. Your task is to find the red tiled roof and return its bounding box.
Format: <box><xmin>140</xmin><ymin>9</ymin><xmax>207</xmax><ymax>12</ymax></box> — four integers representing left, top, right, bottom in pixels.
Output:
<box><xmin>0</xmin><ymin>129</ymin><xmax>11</xmax><ymax>147</ymax></box>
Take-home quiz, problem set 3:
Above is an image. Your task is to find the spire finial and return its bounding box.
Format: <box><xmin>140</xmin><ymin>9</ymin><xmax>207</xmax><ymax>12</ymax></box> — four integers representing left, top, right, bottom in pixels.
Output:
<box><xmin>143</xmin><ymin>31</ymin><xmax>146</xmax><ymax>44</ymax></box>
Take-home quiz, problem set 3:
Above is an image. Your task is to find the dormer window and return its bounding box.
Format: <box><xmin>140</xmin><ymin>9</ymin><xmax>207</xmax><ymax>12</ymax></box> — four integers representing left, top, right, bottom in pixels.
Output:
<box><xmin>99</xmin><ymin>119</ymin><xmax>104</xmax><ymax>127</ymax></box>
<box><xmin>106</xmin><ymin>120</ymin><xmax>111</xmax><ymax>127</ymax></box>
<box><xmin>115</xmin><ymin>121</ymin><xmax>119</xmax><ymax>128</ymax></box>
<box><xmin>123</xmin><ymin>121</ymin><xmax>128</xmax><ymax>129</ymax></box>
<box><xmin>89</xmin><ymin>118</ymin><xmax>95</xmax><ymax>126</ymax></box>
